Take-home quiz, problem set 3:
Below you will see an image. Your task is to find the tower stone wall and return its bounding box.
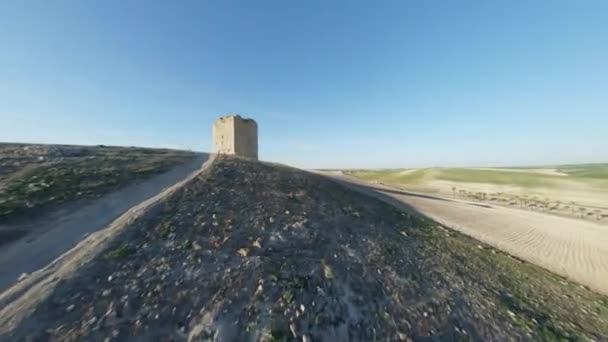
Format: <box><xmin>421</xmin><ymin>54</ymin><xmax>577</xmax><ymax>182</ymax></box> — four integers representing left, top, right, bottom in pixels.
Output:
<box><xmin>212</xmin><ymin>115</ymin><xmax>258</xmax><ymax>159</ymax></box>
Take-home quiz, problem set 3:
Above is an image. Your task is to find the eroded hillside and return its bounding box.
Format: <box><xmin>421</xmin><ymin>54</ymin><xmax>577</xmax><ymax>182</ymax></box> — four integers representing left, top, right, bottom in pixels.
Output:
<box><xmin>1</xmin><ymin>157</ymin><xmax>607</xmax><ymax>341</ymax></box>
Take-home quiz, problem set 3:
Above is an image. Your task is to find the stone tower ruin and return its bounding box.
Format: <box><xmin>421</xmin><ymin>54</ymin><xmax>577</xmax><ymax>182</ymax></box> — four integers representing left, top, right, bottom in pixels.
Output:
<box><xmin>212</xmin><ymin>115</ymin><xmax>258</xmax><ymax>160</ymax></box>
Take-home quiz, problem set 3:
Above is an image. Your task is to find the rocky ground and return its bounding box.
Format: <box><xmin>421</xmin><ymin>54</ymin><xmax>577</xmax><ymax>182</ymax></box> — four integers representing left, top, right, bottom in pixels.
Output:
<box><xmin>0</xmin><ymin>143</ymin><xmax>197</xmax><ymax>244</ymax></box>
<box><xmin>1</xmin><ymin>157</ymin><xmax>607</xmax><ymax>341</ymax></box>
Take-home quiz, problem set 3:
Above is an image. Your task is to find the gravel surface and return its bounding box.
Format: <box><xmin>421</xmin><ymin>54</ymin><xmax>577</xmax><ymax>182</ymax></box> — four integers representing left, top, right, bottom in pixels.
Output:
<box><xmin>1</xmin><ymin>156</ymin><xmax>607</xmax><ymax>341</ymax></box>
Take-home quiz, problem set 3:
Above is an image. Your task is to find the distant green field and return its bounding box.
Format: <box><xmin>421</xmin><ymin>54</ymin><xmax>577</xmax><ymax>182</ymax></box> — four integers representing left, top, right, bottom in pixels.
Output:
<box><xmin>557</xmin><ymin>164</ymin><xmax>608</xmax><ymax>179</ymax></box>
<box><xmin>345</xmin><ymin>163</ymin><xmax>608</xmax><ymax>188</ymax></box>
<box><xmin>435</xmin><ymin>169</ymin><xmax>557</xmax><ymax>188</ymax></box>
<box><xmin>344</xmin><ymin>169</ymin><xmax>428</xmax><ymax>184</ymax></box>
<box><xmin>495</xmin><ymin>164</ymin><xmax>608</xmax><ymax>180</ymax></box>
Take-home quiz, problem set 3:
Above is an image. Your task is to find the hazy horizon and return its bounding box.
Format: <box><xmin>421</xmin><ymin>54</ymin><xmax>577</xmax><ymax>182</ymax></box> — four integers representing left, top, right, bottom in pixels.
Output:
<box><xmin>1</xmin><ymin>1</ymin><xmax>607</xmax><ymax>169</ymax></box>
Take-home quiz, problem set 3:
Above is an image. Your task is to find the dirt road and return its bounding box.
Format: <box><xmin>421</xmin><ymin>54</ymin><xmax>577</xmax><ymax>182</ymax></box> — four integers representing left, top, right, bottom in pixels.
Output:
<box><xmin>319</xmin><ymin>171</ymin><xmax>608</xmax><ymax>295</ymax></box>
<box><xmin>0</xmin><ymin>154</ymin><xmax>208</xmax><ymax>291</ymax></box>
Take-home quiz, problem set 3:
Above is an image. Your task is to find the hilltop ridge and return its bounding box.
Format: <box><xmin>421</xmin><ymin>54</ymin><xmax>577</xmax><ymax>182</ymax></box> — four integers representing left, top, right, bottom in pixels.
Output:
<box><xmin>1</xmin><ymin>156</ymin><xmax>607</xmax><ymax>341</ymax></box>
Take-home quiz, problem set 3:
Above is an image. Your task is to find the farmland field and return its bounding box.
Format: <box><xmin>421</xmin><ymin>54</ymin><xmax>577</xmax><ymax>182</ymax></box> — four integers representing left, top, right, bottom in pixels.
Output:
<box><xmin>344</xmin><ymin>164</ymin><xmax>608</xmax><ymax>222</ymax></box>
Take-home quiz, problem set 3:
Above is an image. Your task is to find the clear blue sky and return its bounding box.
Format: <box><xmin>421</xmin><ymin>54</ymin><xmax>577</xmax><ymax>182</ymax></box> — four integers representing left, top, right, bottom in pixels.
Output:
<box><xmin>1</xmin><ymin>1</ymin><xmax>606</xmax><ymax>168</ymax></box>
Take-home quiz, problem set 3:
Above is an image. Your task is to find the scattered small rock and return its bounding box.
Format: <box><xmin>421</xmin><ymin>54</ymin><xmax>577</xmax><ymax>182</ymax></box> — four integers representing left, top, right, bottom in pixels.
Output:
<box><xmin>255</xmin><ymin>284</ymin><xmax>264</xmax><ymax>296</ymax></box>
<box><xmin>289</xmin><ymin>323</ymin><xmax>297</xmax><ymax>338</ymax></box>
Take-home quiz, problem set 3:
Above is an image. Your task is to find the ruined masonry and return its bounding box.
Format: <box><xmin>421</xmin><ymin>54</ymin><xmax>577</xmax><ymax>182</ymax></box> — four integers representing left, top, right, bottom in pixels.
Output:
<box><xmin>212</xmin><ymin>115</ymin><xmax>258</xmax><ymax>160</ymax></box>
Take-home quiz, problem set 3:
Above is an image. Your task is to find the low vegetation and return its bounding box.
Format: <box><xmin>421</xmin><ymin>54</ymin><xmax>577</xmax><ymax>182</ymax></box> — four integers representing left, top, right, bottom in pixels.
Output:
<box><xmin>104</xmin><ymin>244</ymin><xmax>134</xmax><ymax>259</ymax></box>
<box><xmin>346</xmin><ymin>168</ymin><xmax>561</xmax><ymax>188</ymax></box>
<box><xmin>0</xmin><ymin>143</ymin><xmax>196</xmax><ymax>222</ymax></box>
<box><xmin>452</xmin><ymin>189</ymin><xmax>608</xmax><ymax>221</ymax></box>
<box><xmin>346</xmin><ymin>163</ymin><xmax>608</xmax><ymax>187</ymax></box>
<box><xmin>344</xmin><ymin>168</ymin><xmax>429</xmax><ymax>184</ymax></box>
<box><xmin>438</xmin><ymin>229</ymin><xmax>608</xmax><ymax>340</ymax></box>
<box><xmin>557</xmin><ymin>164</ymin><xmax>608</xmax><ymax>179</ymax></box>
<box><xmin>436</xmin><ymin>168</ymin><xmax>557</xmax><ymax>188</ymax></box>
<box><xmin>345</xmin><ymin>164</ymin><xmax>608</xmax><ymax>222</ymax></box>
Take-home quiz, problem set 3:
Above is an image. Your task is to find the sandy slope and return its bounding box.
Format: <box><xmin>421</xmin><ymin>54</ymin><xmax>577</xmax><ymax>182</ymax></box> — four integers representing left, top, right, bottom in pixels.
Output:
<box><xmin>321</xmin><ymin>172</ymin><xmax>608</xmax><ymax>296</ymax></box>
<box><xmin>0</xmin><ymin>154</ymin><xmax>209</xmax><ymax>291</ymax></box>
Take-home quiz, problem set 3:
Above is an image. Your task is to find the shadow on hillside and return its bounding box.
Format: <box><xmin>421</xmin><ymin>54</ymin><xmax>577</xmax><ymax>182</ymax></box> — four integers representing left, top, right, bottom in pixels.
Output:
<box><xmin>321</xmin><ymin>176</ymin><xmax>439</xmax><ymax>222</ymax></box>
<box><xmin>359</xmin><ymin>184</ymin><xmax>453</xmax><ymax>202</ymax></box>
<box><xmin>326</xmin><ymin>177</ymin><xmax>495</xmax><ymax>213</ymax></box>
